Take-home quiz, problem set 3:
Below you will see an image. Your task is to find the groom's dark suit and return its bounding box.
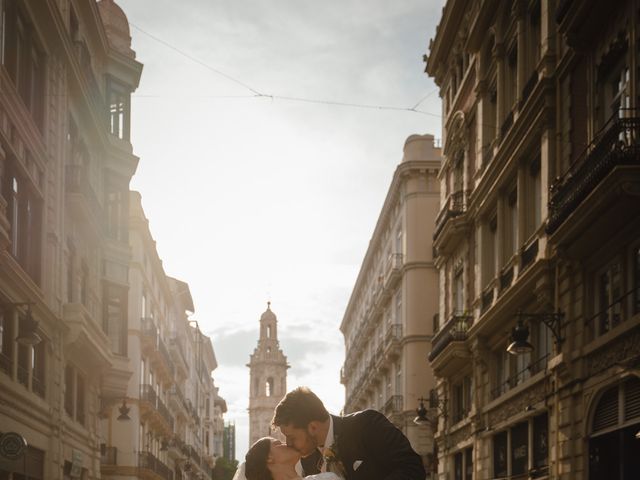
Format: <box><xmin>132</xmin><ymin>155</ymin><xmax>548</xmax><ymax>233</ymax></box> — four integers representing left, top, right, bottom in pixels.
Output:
<box><xmin>329</xmin><ymin>410</ymin><xmax>425</xmax><ymax>480</ymax></box>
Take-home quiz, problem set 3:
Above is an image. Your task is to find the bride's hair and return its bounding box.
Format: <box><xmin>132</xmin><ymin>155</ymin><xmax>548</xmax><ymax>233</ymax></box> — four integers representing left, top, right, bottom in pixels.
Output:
<box><xmin>245</xmin><ymin>437</ymin><xmax>273</xmax><ymax>480</ymax></box>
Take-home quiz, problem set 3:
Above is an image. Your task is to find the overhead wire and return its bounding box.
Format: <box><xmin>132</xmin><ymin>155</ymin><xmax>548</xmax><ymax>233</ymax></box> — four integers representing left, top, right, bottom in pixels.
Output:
<box><xmin>129</xmin><ymin>22</ymin><xmax>442</xmax><ymax>118</ymax></box>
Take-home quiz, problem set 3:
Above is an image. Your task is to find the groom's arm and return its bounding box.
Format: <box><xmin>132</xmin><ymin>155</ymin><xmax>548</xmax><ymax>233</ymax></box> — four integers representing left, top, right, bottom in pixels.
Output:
<box><xmin>358</xmin><ymin>410</ymin><xmax>426</xmax><ymax>480</ymax></box>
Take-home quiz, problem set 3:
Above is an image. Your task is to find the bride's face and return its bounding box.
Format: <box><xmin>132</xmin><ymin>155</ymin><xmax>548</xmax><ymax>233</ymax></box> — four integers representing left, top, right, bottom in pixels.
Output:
<box><xmin>268</xmin><ymin>438</ymin><xmax>300</xmax><ymax>466</ymax></box>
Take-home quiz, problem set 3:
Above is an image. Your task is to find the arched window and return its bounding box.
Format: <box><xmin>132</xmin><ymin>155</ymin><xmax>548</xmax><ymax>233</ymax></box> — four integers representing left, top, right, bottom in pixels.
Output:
<box><xmin>253</xmin><ymin>377</ymin><xmax>259</xmax><ymax>396</ymax></box>
<box><xmin>267</xmin><ymin>325</ymin><xmax>272</xmax><ymax>338</ymax></box>
<box><xmin>266</xmin><ymin>377</ymin><xmax>274</xmax><ymax>397</ymax></box>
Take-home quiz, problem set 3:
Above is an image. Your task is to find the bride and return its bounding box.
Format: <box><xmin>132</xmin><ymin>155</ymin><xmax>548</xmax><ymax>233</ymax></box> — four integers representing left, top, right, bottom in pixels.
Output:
<box><xmin>234</xmin><ymin>437</ymin><xmax>341</xmax><ymax>480</ymax></box>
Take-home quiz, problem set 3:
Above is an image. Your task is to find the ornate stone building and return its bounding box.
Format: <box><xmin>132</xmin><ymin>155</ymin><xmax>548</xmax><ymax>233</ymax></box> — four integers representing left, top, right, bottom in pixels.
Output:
<box><xmin>426</xmin><ymin>0</ymin><xmax>640</xmax><ymax>479</ymax></box>
<box><xmin>248</xmin><ymin>303</ymin><xmax>289</xmax><ymax>446</ymax></box>
<box><xmin>0</xmin><ymin>1</ymin><xmax>226</xmax><ymax>478</ymax></box>
<box><xmin>0</xmin><ymin>0</ymin><xmax>141</xmax><ymax>477</ymax></box>
<box><xmin>340</xmin><ymin>134</ymin><xmax>441</xmax><ymax>473</ymax></box>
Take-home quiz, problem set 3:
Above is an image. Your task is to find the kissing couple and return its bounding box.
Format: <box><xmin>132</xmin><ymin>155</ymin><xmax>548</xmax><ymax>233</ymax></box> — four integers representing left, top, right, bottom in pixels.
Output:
<box><xmin>234</xmin><ymin>387</ymin><xmax>426</xmax><ymax>480</ymax></box>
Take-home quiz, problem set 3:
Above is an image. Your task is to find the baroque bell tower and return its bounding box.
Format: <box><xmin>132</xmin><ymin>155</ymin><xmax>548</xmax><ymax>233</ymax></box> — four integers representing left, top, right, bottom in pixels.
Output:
<box><xmin>247</xmin><ymin>302</ymin><xmax>289</xmax><ymax>446</ymax></box>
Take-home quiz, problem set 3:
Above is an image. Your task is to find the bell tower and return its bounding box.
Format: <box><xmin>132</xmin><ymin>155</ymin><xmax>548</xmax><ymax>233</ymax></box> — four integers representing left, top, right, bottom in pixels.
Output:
<box><xmin>247</xmin><ymin>302</ymin><xmax>289</xmax><ymax>446</ymax></box>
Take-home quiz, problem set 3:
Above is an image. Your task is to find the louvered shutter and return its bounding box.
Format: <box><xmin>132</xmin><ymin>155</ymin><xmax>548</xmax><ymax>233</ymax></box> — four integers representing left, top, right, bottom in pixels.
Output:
<box><xmin>593</xmin><ymin>386</ymin><xmax>618</xmax><ymax>432</ymax></box>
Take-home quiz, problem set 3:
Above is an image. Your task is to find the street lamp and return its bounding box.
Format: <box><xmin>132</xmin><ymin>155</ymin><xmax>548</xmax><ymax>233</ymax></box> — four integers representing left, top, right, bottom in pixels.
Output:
<box><xmin>413</xmin><ymin>397</ymin><xmax>429</xmax><ymax>425</ymax></box>
<box><xmin>507</xmin><ymin>311</ymin><xmax>564</xmax><ymax>355</ymax></box>
<box><xmin>117</xmin><ymin>399</ymin><xmax>131</xmax><ymax>421</ymax></box>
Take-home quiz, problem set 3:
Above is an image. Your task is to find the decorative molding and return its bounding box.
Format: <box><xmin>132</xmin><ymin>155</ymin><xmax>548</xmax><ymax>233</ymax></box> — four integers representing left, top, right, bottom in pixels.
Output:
<box><xmin>586</xmin><ymin>328</ymin><xmax>640</xmax><ymax>377</ymax></box>
<box><xmin>487</xmin><ymin>380</ymin><xmax>547</xmax><ymax>426</ymax></box>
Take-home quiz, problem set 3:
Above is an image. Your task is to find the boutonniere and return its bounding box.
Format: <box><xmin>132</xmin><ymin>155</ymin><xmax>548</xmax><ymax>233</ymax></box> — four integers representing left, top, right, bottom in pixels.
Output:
<box><xmin>323</xmin><ymin>438</ymin><xmax>346</xmax><ymax>478</ymax></box>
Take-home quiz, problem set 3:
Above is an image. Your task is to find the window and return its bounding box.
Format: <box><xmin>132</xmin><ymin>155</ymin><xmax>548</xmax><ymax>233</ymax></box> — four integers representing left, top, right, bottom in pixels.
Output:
<box><xmin>526</xmin><ymin>156</ymin><xmax>541</xmax><ymax>238</ymax></box>
<box><xmin>453</xmin><ymin>268</ymin><xmax>464</xmax><ymax>314</ymax></box>
<box><xmin>3</xmin><ymin>166</ymin><xmax>43</xmax><ymax>283</ymax></box>
<box><xmin>76</xmin><ymin>374</ymin><xmax>85</xmax><ymax>425</ymax></box>
<box><xmin>452</xmin><ymin>375</ymin><xmax>472</xmax><ymax>423</ymax></box>
<box><xmin>504</xmin><ymin>188</ymin><xmax>517</xmax><ymax>260</ymax></box>
<box><xmin>106</xmin><ymin>191</ymin><xmax>127</xmax><ymax>242</ymax></box>
<box><xmin>103</xmin><ymin>282</ymin><xmax>128</xmax><ymax>355</ymax></box>
<box><xmin>107</xmin><ymin>77</ymin><xmax>131</xmax><ymax>140</ymax></box>
<box><xmin>395</xmin><ymin>361</ymin><xmax>402</xmax><ymax>395</ymax></box>
<box><xmin>482</xmin><ymin>214</ymin><xmax>497</xmax><ymax>287</ymax></box>
<box><xmin>266</xmin><ymin>378</ymin><xmax>273</xmax><ymax>397</ymax></box>
<box><xmin>2</xmin><ymin>1</ymin><xmax>45</xmax><ymax>128</ymax></box>
<box><xmin>511</xmin><ymin>422</ymin><xmax>528</xmax><ymax>476</ymax></box>
<box><xmin>493</xmin><ymin>414</ymin><xmax>548</xmax><ymax>478</ymax></box>
<box><xmin>493</xmin><ymin>431</ymin><xmax>508</xmax><ymax>478</ymax></box>
<box><xmin>533</xmin><ymin>413</ymin><xmax>549</xmax><ymax>474</ymax></box>
<box><xmin>454</xmin><ymin>447</ymin><xmax>473</xmax><ymax>480</ymax></box>
<box><xmin>0</xmin><ymin>310</ymin><xmax>13</xmax><ymax>375</ymax></box>
<box><xmin>17</xmin><ymin>342</ymin><xmax>28</xmax><ymax>386</ymax></box>
<box><xmin>64</xmin><ymin>365</ymin><xmax>74</xmax><ymax>417</ymax></box>
<box><xmin>32</xmin><ymin>340</ymin><xmax>45</xmax><ymax>398</ymax></box>
<box><xmin>394</xmin><ymin>291</ymin><xmax>402</xmax><ymax>325</ymax></box>
<box><xmin>596</xmin><ymin>260</ymin><xmax>623</xmax><ymax>335</ymax></box>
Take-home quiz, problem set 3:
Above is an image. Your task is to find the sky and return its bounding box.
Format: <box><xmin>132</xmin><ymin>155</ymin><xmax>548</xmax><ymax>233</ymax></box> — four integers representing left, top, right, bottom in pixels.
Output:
<box><xmin>117</xmin><ymin>0</ymin><xmax>445</xmax><ymax>461</ymax></box>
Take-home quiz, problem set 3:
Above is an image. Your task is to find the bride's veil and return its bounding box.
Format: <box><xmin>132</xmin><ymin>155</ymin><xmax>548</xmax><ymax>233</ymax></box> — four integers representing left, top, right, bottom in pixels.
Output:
<box><xmin>232</xmin><ymin>462</ymin><xmax>248</xmax><ymax>480</ymax></box>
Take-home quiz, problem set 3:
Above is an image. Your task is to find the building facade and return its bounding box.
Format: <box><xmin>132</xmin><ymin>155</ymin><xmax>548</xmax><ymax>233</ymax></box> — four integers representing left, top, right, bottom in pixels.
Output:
<box><xmin>340</xmin><ymin>134</ymin><xmax>441</xmax><ymax>473</ymax></box>
<box><xmin>426</xmin><ymin>0</ymin><xmax>640</xmax><ymax>479</ymax></box>
<box><xmin>248</xmin><ymin>303</ymin><xmax>289</xmax><ymax>446</ymax></box>
<box><xmin>100</xmin><ymin>191</ymin><xmax>224</xmax><ymax>479</ymax></box>
<box><xmin>0</xmin><ymin>0</ymin><xmax>141</xmax><ymax>477</ymax></box>
<box><xmin>0</xmin><ymin>1</ymin><xmax>226</xmax><ymax>479</ymax></box>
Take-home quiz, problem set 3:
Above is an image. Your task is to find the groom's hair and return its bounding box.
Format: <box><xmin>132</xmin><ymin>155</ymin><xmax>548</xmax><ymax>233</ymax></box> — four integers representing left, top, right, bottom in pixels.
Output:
<box><xmin>272</xmin><ymin>386</ymin><xmax>329</xmax><ymax>428</ymax></box>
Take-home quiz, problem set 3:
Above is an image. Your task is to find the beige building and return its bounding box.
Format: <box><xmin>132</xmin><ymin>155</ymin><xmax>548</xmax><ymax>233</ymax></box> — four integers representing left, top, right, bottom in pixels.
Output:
<box><xmin>0</xmin><ymin>1</ymin><xmax>226</xmax><ymax>478</ymax></box>
<box><xmin>248</xmin><ymin>303</ymin><xmax>289</xmax><ymax>446</ymax></box>
<box><xmin>100</xmin><ymin>191</ymin><xmax>224</xmax><ymax>479</ymax></box>
<box><xmin>0</xmin><ymin>0</ymin><xmax>141</xmax><ymax>477</ymax></box>
<box><xmin>426</xmin><ymin>1</ymin><xmax>640</xmax><ymax>479</ymax></box>
<box><xmin>340</xmin><ymin>134</ymin><xmax>441</xmax><ymax>472</ymax></box>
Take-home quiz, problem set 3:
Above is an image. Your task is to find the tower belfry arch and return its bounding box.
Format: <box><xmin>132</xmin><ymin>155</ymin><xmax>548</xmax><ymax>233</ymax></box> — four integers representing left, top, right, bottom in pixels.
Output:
<box><xmin>247</xmin><ymin>302</ymin><xmax>289</xmax><ymax>445</ymax></box>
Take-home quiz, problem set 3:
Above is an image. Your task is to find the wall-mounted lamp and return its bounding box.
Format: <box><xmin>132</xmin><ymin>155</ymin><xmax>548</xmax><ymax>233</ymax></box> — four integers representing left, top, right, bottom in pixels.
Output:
<box><xmin>413</xmin><ymin>397</ymin><xmax>430</xmax><ymax>425</ymax></box>
<box><xmin>507</xmin><ymin>311</ymin><xmax>565</xmax><ymax>355</ymax></box>
<box><xmin>3</xmin><ymin>302</ymin><xmax>41</xmax><ymax>346</ymax></box>
<box><xmin>117</xmin><ymin>399</ymin><xmax>130</xmax><ymax>421</ymax></box>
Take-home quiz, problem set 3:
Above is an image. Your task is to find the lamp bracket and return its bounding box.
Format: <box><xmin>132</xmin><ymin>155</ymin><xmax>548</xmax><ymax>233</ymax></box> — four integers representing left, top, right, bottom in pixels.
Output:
<box><xmin>517</xmin><ymin>311</ymin><xmax>565</xmax><ymax>347</ymax></box>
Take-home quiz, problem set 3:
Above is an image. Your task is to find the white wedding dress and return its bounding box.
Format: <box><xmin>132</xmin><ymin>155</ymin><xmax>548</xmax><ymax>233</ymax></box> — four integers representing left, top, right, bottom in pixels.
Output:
<box><xmin>233</xmin><ymin>462</ymin><xmax>342</xmax><ymax>480</ymax></box>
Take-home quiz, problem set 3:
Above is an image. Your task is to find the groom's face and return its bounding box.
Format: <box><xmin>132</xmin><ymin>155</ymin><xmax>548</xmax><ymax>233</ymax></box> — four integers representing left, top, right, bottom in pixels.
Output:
<box><xmin>279</xmin><ymin>423</ymin><xmax>318</xmax><ymax>457</ymax></box>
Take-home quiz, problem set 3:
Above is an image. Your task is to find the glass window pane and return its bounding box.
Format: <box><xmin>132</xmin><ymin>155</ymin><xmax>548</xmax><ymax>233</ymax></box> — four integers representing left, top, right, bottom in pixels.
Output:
<box><xmin>511</xmin><ymin>422</ymin><xmax>528</xmax><ymax>475</ymax></box>
<box><xmin>493</xmin><ymin>431</ymin><xmax>508</xmax><ymax>478</ymax></box>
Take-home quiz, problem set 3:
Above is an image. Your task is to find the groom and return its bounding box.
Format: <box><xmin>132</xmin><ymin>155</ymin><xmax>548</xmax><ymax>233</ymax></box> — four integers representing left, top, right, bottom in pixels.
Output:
<box><xmin>272</xmin><ymin>387</ymin><xmax>425</xmax><ymax>480</ymax></box>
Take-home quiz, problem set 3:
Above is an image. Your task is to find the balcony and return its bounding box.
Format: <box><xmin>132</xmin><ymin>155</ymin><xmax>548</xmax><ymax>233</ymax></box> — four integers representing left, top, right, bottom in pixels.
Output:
<box><xmin>138</xmin><ymin>451</ymin><xmax>174</xmax><ymax>480</ymax></box>
<box><xmin>0</xmin><ymin>351</ymin><xmax>12</xmax><ymax>376</ymax></box>
<box><xmin>433</xmin><ymin>190</ymin><xmax>471</xmax><ymax>248</ymax></box>
<box><xmin>383</xmin><ymin>253</ymin><xmax>403</xmax><ymax>291</ymax></box>
<box><xmin>140</xmin><ymin>318</ymin><xmax>175</xmax><ymax>381</ymax></box>
<box><xmin>169</xmin><ymin>334</ymin><xmax>189</xmax><ymax>378</ymax></box>
<box><xmin>100</xmin><ymin>446</ymin><xmax>117</xmax><ymax>465</ymax></box>
<box><xmin>65</xmin><ymin>165</ymin><xmax>103</xmax><ymax>232</ymax></box>
<box><xmin>428</xmin><ymin>314</ymin><xmax>473</xmax><ymax>373</ymax></box>
<box><xmin>140</xmin><ymin>384</ymin><xmax>174</xmax><ymax>434</ymax></box>
<box><xmin>63</xmin><ymin>303</ymin><xmax>112</xmax><ymax>371</ymax></box>
<box><xmin>383</xmin><ymin>395</ymin><xmax>403</xmax><ymax>414</ymax></box>
<box><xmin>383</xmin><ymin>324</ymin><xmax>402</xmax><ymax>358</ymax></box>
<box><xmin>547</xmin><ymin>110</ymin><xmax>640</xmax><ymax>244</ymax></box>
<box><xmin>520</xmin><ymin>238</ymin><xmax>539</xmax><ymax>273</ymax></box>
<box><xmin>169</xmin><ymin>384</ymin><xmax>190</xmax><ymax>419</ymax></box>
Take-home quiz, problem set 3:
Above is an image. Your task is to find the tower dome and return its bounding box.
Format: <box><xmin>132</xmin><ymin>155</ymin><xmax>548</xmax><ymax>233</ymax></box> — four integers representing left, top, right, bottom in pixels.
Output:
<box><xmin>97</xmin><ymin>0</ymin><xmax>135</xmax><ymax>58</ymax></box>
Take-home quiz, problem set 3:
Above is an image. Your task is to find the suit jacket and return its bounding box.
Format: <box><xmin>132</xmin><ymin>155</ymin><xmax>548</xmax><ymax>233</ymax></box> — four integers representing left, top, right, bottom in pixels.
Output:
<box><xmin>331</xmin><ymin>410</ymin><xmax>426</xmax><ymax>480</ymax></box>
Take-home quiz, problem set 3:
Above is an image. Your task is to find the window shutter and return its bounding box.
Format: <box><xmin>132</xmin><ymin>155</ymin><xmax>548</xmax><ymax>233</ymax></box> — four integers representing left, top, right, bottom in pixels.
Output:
<box><xmin>624</xmin><ymin>377</ymin><xmax>640</xmax><ymax>422</ymax></box>
<box><xmin>593</xmin><ymin>386</ymin><xmax>618</xmax><ymax>432</ymax></box>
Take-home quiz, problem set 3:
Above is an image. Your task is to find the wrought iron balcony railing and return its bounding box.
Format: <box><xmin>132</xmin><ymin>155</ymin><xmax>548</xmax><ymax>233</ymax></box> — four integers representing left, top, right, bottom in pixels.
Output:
<box><xmin>547</xmin><ymin>109</ymin><xmax>640</xmax><ymax>234</ymax></box>
<box><xmin>138</xmin><ymin>451</ymin><xmax>173</xmax><ymax>480</ymax></box>
<box><xmin>433</xmin><ymin>190</ymin><xmax>470</xmax><ymax>240</ymax></box>
<box><xmin>428</xmin><ymin>314</ymin><xmax>473</xmax><ymax>362</ymax></box>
